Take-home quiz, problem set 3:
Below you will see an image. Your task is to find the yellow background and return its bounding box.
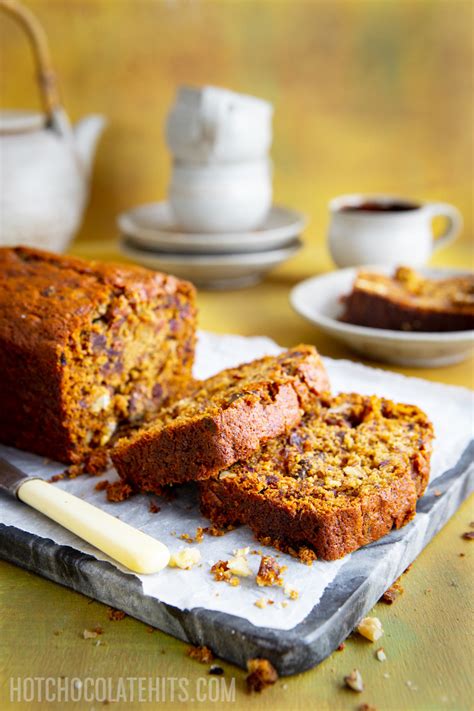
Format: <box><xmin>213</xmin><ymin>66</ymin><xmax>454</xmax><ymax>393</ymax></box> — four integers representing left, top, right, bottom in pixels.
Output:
<box><xmin>1</xmin><ymin>0</ymin><xmax>472</xmax><ymax>253</ymax></box>
<box><xmin>0</xmin><ymin>3</ymin><xmax>473</xmax><ymax>709</ymax></box>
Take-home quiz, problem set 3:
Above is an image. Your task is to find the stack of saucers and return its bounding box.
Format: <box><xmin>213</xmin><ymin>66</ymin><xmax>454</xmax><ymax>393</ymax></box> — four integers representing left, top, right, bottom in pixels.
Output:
<box><xmin>118</xmin><ymin>86</ymin><xmax>305</xmax><ymax>289</ymax></box>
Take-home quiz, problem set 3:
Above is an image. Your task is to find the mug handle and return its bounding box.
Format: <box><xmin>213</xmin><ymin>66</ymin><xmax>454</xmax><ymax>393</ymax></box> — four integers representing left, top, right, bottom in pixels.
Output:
<box><xmin>200</xmin><ymin>89</ymin><xmax>224</xmax><ymax>151</ymax></box>
<box><xmin>424</xmin><ymin>202</ymin><xmax>463</xmax><ymax>252</ymax></box>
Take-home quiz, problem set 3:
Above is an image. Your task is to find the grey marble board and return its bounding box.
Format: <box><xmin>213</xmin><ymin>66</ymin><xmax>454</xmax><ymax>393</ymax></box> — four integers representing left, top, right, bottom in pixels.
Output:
<box><xmin>0</xmin><ymin>442</ymin><xmax>473</xmax><ymax>677</ymax></box>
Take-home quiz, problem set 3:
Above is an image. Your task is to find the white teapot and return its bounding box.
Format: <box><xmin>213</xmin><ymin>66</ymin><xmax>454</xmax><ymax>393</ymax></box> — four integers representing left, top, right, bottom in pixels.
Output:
<box><xmin>0</xmin><ymin>0</ymin><xmax>106</xmax><ymax>252</ymax></box>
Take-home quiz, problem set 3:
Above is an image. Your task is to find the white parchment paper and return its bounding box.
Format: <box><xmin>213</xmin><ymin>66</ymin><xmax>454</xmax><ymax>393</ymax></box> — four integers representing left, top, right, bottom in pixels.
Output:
<box><xmin>0</xmin><ymin>331</ymin><xmax>472</xmax><ymax>630</ymax></box>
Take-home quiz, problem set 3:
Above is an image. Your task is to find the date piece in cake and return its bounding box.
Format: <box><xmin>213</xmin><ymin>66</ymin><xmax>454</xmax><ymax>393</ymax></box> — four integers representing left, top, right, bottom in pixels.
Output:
<box><xmin>341</xmin><ymin>266</ymin><xmax>474</xmax><ymax>332</ymax></box>
<box><xmin>0</xmin><ymin>246</ymin><xmax>196</xmax><ymax>463</ymax></box>
<box><xmin>112</xmin><ymin>345</ymin><xmax>329</xmax><ymax>490</ymax></box>
<box><xmin>199</xmin><ymin>393</ymin><xmax>433</xmax><ymax>560</ymax></box>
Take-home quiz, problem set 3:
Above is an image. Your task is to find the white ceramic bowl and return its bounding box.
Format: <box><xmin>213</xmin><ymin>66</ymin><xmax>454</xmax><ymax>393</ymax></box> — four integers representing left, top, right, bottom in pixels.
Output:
<box><xmin>169</xmin><ymin>160</ymin><xmax>272</xmax><ymax>233</ymax></box>
<box><xmin>290</xmin><ymin>267</ymin><xmax>474</xmax><ymax>367</ymax></box>
<box><xmin>165</xmin><ymin>85</ymin><xmax>273</xmax><ymax>163</ymax></box>
<box><xmin>119</xmin><ymin>236</ymin><xmax>301</xmax><ymax>290</ymax></box>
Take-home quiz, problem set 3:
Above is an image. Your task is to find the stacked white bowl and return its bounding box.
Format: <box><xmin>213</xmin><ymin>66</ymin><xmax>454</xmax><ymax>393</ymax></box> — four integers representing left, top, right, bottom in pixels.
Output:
<box><xmin>166</xmin><ymin>86</ymin><xmax>274</xmax><ymax>233</ymax></box>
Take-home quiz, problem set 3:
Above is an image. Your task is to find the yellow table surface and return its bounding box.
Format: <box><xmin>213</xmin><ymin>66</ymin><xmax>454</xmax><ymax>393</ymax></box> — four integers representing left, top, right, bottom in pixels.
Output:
<box><xmin>0</xmin><ymin>239</ymin><xmax>473</xmax><ymax>711</ymax></box>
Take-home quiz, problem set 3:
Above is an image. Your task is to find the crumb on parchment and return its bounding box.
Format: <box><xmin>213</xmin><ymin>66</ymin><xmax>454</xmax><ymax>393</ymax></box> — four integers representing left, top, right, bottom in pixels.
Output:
<box><xmin>256</xmin><ymin>556</ymin><xmax>286</xmax><ymax>587</ymax></box>
<box><xmin>210</xmin><ymin>560</ymin><xmax>231</xmax><ymax>582</ymax></box>
<box><xmin>106</xmin><ymin>480</ymin><xmax>134</xmax><ymax>502</ymax></box>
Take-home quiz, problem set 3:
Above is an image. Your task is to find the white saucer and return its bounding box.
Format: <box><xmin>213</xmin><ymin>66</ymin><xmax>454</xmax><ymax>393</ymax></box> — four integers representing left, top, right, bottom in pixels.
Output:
<box><xmin>117</xmin><ymin>202</ymin><xmax>307</xmax><ymax>254</ymax></box>
<box><xmin>119</xmin><ymin>236</ymin><xmax>302</xmax><ymax>290</ymax></box>
<box><xmin>290</xmin><ymin>266</ymin><xmax>474</xmax><ymax>367</ymax></box>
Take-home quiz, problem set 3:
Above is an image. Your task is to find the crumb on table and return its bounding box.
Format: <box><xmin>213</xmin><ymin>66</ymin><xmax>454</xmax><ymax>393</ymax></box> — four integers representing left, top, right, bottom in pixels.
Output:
<box><xmin>186</xmin><ymin>645</ymin><xmax>214</xmax><ymax>664</ymax></box>
<box><xmin>246</xmin><ymin>658</ymin><xmax>279</xmax><ymax>693</ymax></box>
<box><xmin>107</xmin><ymin>607</ymin><xmax>126</xmax><ymax>621</ymax></box>
<box><xmin>380</xmin><ymin>578</ymin><xmax>404</xmax><ymax>604</ymax></box>
<box><xmin>344</xmin><ymin>668</ymin><xmax>364</xmax><ymax>692</ymax></box>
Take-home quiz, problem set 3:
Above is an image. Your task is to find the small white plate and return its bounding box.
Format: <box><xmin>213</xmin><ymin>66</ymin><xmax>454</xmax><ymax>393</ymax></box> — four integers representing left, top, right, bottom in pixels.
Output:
<box><xmin>119</xmin><ymin>236</ymin><xmax>302</xmax><ymax>290</ymax></box>
<box><xmin>290</xmin><ymin>267</ymin><xmax>474</xmax><ymax>367</ymax></box>
<box><xmin>117</xmin><ymin>202</ymin><xmax>307</xmax><ymax>254</ymax></box>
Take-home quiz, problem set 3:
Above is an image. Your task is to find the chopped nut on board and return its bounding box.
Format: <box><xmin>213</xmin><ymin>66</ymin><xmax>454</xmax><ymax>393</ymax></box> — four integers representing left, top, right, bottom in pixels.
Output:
<box><xmin>357</xmin><ymin>617</ymin><xmax>384</xmax><ymax>642</ymax></box>
<box><xmin>344</xmin><ymin>669</ymin><xmax>364</xmax><ymax>692</ymax></box>
<box><xmin>169</xmin><ymin>548</ymin><xmax>201</xmax><ymax>570</ymax></box>
<box><xmin>227</xmin><ymin>554</ymin><xmax>252</xmax><ymax>578</ymax></box>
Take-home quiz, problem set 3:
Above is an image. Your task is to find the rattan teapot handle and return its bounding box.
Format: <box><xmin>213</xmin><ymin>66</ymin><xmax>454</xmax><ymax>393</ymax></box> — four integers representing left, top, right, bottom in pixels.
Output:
<box><xmin>0</xmin><ymin>0</ymin><xmax>61</xmax><ymax>121</ymax></box>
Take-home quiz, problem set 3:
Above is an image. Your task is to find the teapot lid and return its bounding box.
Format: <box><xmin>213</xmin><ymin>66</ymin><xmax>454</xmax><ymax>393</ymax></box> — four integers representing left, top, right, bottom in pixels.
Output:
<box><xmin>0</xmin><ymin>110</ymin><xmax>46</xmax><ymax>134</ymax></box>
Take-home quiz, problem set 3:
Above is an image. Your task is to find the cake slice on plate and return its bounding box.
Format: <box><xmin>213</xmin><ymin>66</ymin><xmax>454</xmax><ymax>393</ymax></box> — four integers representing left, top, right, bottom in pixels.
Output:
<box><xmin>112</xmin><ymin>345</ymin><xmax>329</xmax><ymax>491</ymax></box>
<box><xmin>199</xmin><ymin>392</ymin><xmax>434</xmax><ymax>560</ymax></box>
<box><xmin>341</xmin><ymin>266</ymin><xmax>474</xmax><ymax>332</ymax></box>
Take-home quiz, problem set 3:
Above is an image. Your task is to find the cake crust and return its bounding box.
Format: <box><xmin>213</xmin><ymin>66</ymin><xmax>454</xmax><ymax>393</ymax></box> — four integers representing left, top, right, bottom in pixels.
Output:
<box><xmin>0</xmin><ymin>246</ymin><xmax>196</xmax><ymax>463</ymax></box>
<box><xmin>112</xmin><ymin>345</ymin><xmax>330</xmax><ymax>490</ymax></box>
<box><xmin>199</xmin><ymin>393</ymin><xmax>434</xmax><ymax>560</ymax></box>
<box><xmin>341</xmin><ymin>266</ymin><xmax>474</xmax><ymax>332</ymax></box>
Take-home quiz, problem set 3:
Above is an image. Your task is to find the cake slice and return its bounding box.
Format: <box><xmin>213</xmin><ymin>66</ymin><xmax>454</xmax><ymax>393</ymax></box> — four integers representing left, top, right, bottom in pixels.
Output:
<box><xmin>341</xmin><ymin>266</ymin><xmax>474</xmax><ymax>332</ymax></box>
<box><xmin>199</xmin><ymin>392</ymin><xmax>434</xmax><ymax>560</ymax></box>
<box><xmin>111</xmin><ymin>345</ymin><xmax>329</xmax><ymax>490</ymax></box>
<box><xmin>0</xmin><ymin>246</ymin><xmax>196</xmax><ymax>463</ymax></box>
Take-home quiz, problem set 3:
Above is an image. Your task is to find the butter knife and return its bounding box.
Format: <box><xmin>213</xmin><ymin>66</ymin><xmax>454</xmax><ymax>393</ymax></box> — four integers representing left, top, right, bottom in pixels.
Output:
<box><xmin>0</xmin><ymin>457</ymin><xmax>170</xmax><ymax>574</ymax></box>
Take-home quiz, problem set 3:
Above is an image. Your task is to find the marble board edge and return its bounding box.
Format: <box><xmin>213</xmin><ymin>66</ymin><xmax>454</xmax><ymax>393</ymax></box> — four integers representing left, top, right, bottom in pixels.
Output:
<box><xmin>0</xmin><ymin>441</ymin><xmax>472</xmax><ymax>677</ymax></box>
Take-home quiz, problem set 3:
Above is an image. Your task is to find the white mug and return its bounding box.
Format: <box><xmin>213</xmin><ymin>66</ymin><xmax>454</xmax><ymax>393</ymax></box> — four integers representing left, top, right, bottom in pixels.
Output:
<box><xmin>328</xmin><ymin>194</ymin><xmax>463</xmax><ymax>268</ymax></box>
<box><xmin>165</xmin><ymin>85</ymin><xmax>273</xmax><ymax>163</ymax></box>
<box><xmin>169</xmin><ymin>159</ymin><xmax>272</xmax><ymax>233</ymax></box>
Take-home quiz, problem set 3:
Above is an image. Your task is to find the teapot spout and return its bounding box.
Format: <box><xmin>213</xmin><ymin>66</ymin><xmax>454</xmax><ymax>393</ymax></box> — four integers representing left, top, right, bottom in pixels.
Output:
<box><xmin>73</xmin><ymin>115</ymin><xmax>106</xmax><ymax>175</ymax></box>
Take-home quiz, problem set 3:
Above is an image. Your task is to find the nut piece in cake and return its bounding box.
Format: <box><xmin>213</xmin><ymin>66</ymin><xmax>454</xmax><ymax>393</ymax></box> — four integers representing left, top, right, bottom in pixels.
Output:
<box><xmin>199</xmin><ymin>392</ymin><xmax>433</xmax><ymax>561</ymax></box>
<box><xmin>112</xmin><ymin>345</ymin><xmax>329</xmax><ymax>491</ymax></box>
<box><xmin>0</xmin><ymin>246</ymin><xmax>196</xmax><ymax>463</ymax></box>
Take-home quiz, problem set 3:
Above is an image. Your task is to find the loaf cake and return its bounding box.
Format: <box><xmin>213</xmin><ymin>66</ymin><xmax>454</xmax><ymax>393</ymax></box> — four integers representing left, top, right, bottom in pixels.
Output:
<box><xmin>341</xmin><ymin>266</ymin><xmax>474</xmax><ymax>332</ymax></box>
<box><xmin>112</xmin><ymin>345</ymin><xmax>330</xmax><ymax>491</ymax></box>
<box><xmin>199</xmin><ymin>392</ymin><xmax>434</xmax><ymax>560</ymax></box>
<box><xmin>0</xmin><ymin>246</ymin><xmax>196</xmax><ymax>463</ymax></box>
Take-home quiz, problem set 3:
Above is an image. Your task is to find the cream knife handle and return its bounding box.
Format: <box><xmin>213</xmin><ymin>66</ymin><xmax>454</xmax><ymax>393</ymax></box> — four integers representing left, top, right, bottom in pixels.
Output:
<box><xmin>17</xmin><ymin>479</ymin><xmax>170</xmax><ymax>574</ymax></box>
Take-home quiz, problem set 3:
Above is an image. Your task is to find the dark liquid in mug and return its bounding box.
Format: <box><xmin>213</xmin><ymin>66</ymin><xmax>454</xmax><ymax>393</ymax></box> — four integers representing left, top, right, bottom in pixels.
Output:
<box><xmin>341</xmin><ymin>200</ymin><xmax>419</xmax><ymax>213</ymax></box>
